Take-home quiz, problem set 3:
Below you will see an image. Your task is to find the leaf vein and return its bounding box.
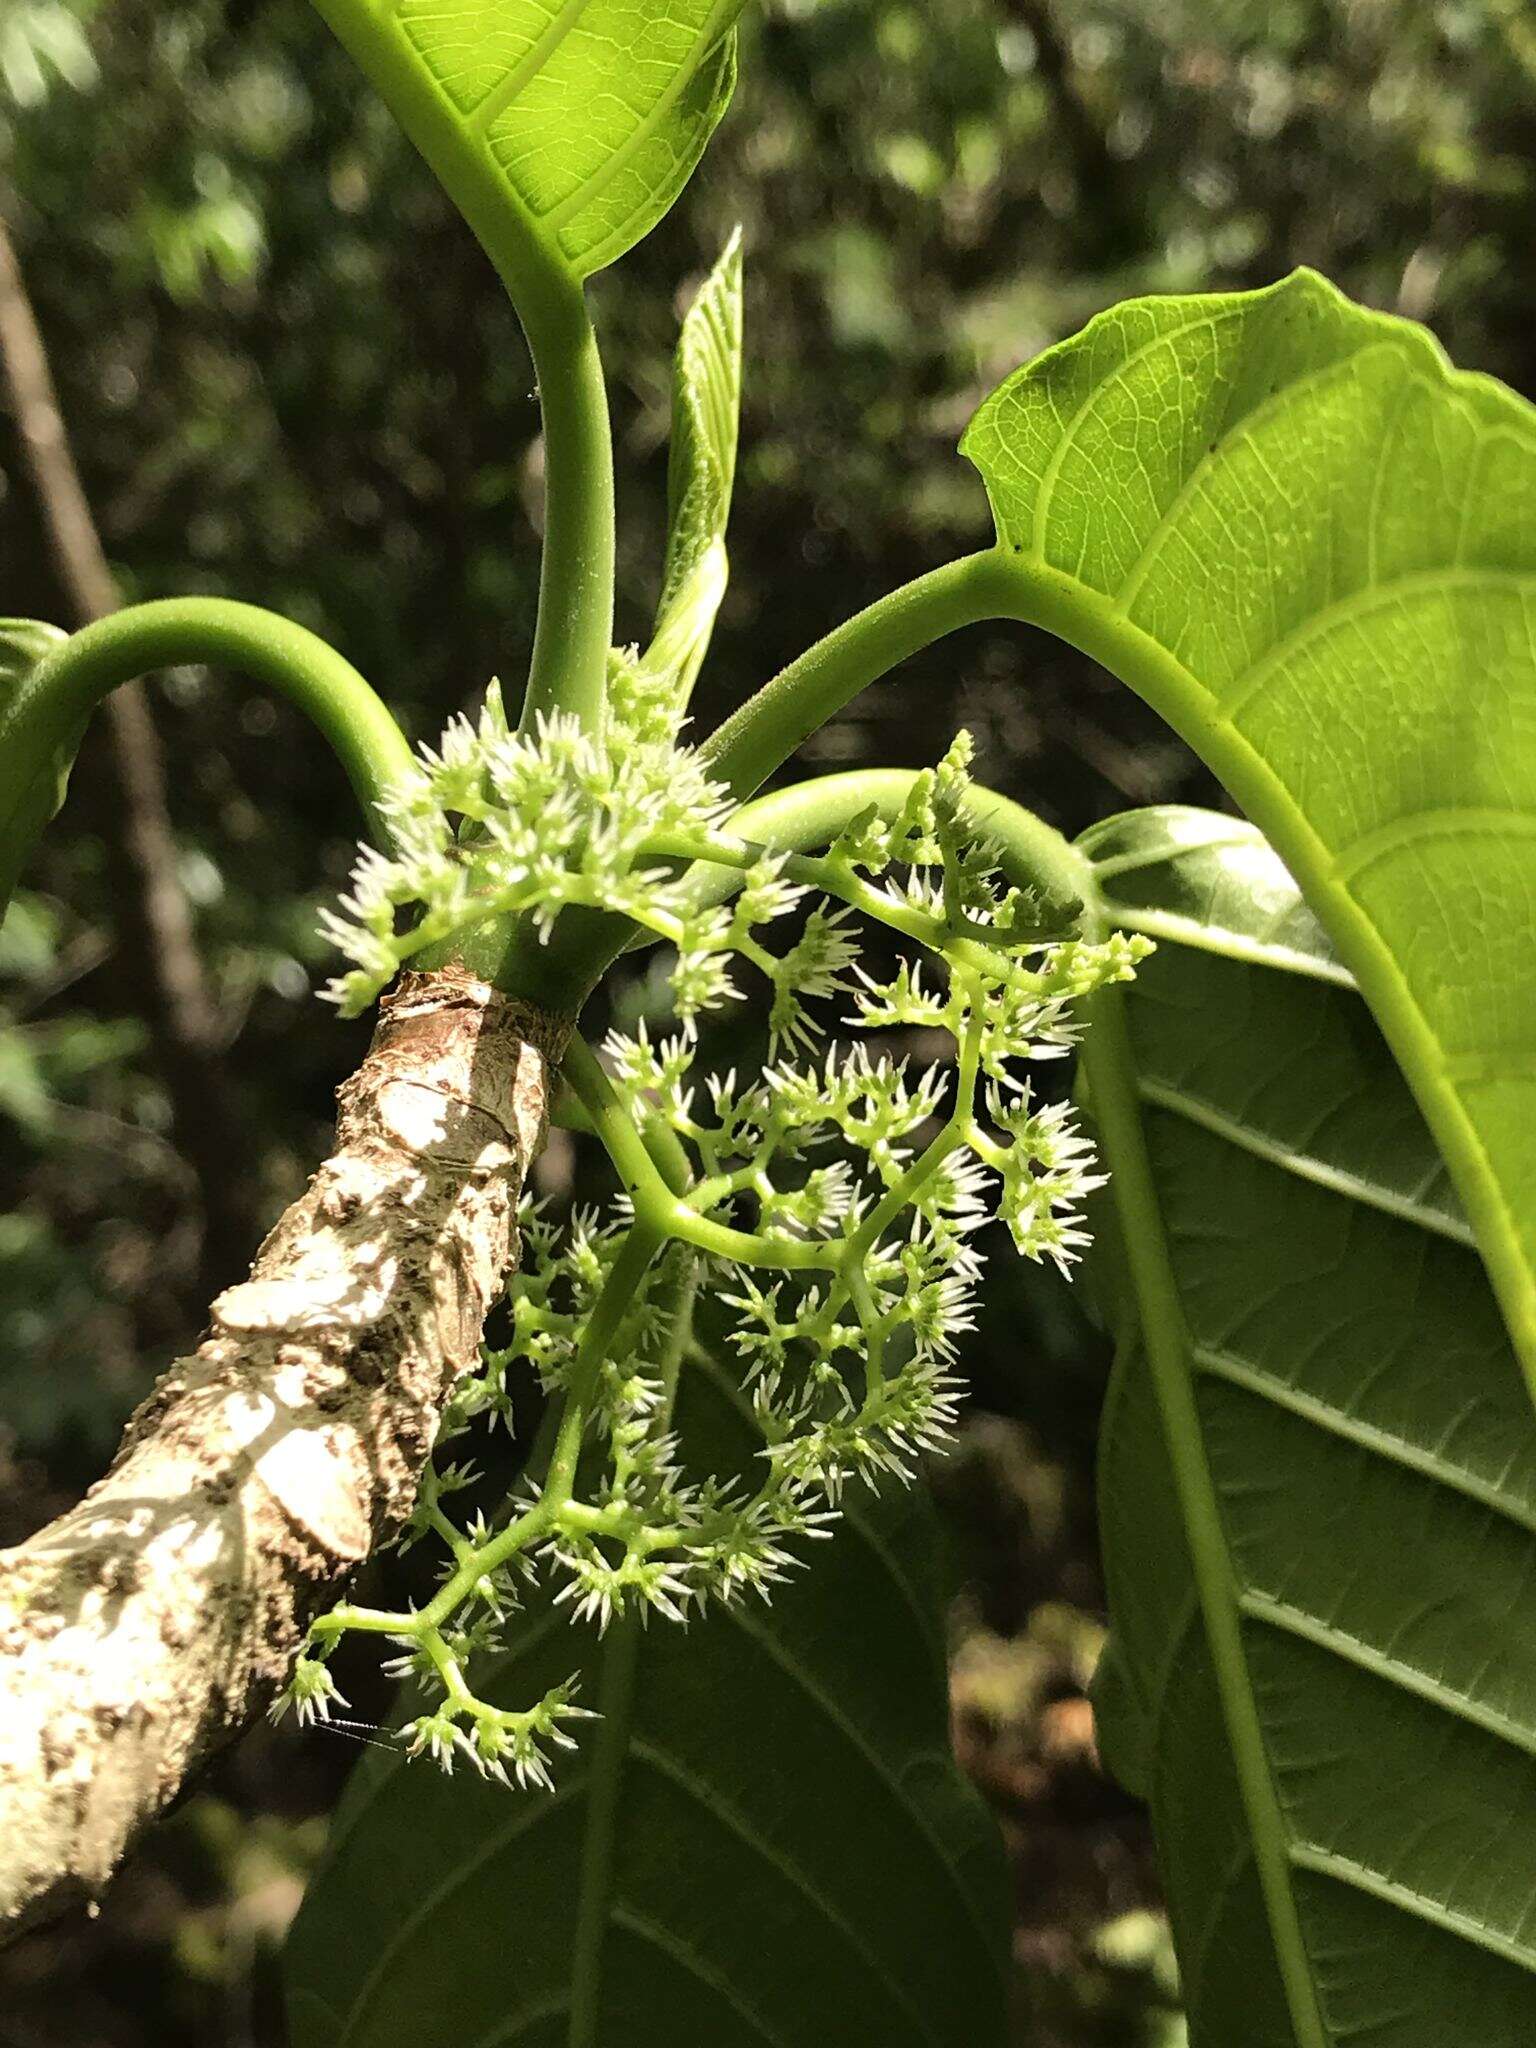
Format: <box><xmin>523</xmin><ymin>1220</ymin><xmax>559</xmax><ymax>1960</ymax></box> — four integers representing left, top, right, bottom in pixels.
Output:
<box><xmin>1242</xmin><ymin>1590</ymin><xmax>1536</xmax><ymax>1764</ymax></box>
<box><xmin>1290</xmin><ymin>1843</ymin><xmax>1536</xmax><ymax>1978</ymax></box>
<box><xmin>719</xmin><ymin>1603</ymin><xmax>1006</xmax><ymax>1985</ymax></box>
<box><xmin>631</xmin><ymin>1738</ymin><xmax>946</xmax><ymax>2048</ymax></box>
<box><xmin>467</xmin><ymin>0</ymin><xmax>596</xmax><ymax>136</ymax></box>
<box><xmin>608</xmin><ymin>1904</ymin><xmax>795</xmax><ymax>2048</ymax></box>
<box><xmin>335</xmin><ymin>1775</ymin><xmax>586</xmax><ymax>2047</ymax></box>
<box><xmin>1332</xmin><ymin>805</ymin><xmax>1536</xmax><ymax>887</ymax></box>
<box><xmin>1192</xmin><ymin>1342</ymin><xmax>1536</xmax><ymax>1537</ymax></box>
<box><xmin>541</xmin><ymin>4</ymin><xmax>738</xmax><ymax>238</ymax></box>
<box><xmin>1140</xmin><ymin>1077</ymin><xmax>1473</xmax><ymax>1244</ymax></box>
<box><xmin>1222</xmin><ymin>567</ymin><xmax>1536</xmax><ymax>725</ymax></box>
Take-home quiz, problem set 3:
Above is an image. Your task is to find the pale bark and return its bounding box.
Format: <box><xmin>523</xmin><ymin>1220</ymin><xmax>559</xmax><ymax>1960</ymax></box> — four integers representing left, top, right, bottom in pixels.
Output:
<box><xmin>0</xmin><ymin>966</ymin><xmax>567</xmax><ymax>1935</ymax></box>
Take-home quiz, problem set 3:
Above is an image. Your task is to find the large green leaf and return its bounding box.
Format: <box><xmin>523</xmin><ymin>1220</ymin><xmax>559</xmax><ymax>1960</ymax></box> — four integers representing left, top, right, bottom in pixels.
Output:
<box><xmin>311</xmin><ymin>0</ymin><xmax>743</xmax><ymax>294</ymax></box>
<box><xmin>962</xmin><ymin>271</ymin><xmax>1536</xmax><ymax>1396</ymax></box>
<box><xmin>1081</xmin><ymin>806</ymin><xmax>1536</xmax><ymax>2047</ymax></box>
<box><xmin>284</xmin><ymin>1353</ymin><xmax>1007</xmax><ymax>2048</ymax></box>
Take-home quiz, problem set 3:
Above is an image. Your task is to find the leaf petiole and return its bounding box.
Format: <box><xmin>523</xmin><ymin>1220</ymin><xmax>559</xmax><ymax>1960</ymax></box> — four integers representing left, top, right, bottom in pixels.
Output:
<box><xmin>2</xmin><ymin>597</ymin><xmax>413</xmax><ymax>848</ymax></box>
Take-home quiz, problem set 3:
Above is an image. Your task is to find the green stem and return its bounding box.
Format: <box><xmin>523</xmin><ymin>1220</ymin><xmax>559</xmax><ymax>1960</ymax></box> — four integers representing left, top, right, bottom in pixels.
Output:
<box><xmin>312</xmin><ymin>1602</ymin><xmax>416</xmax><ymax>1639</ymax></box>
<box><xmin>519</xmin><ymin>309</ymin><xmax>615</xmax><ymax>734</ymax></box>
<box><xmin>637</xmin><ymin>1107</ymin><xmax>694</xmax><ymax>1199</ymax></box>
<box><xmin>560</xmin><ymin>1036</ymin><xmax>681</xmax><ymax>1229</ymax></box>
<box><xmin>419</xmin><ymin>1628</ymin><xmax>478</xmax><ymax>1712</ymax></box>
<box><xmin>666</xmin><ymin>1206</ymin><xmax>836</xmax><ymax>1272</ymax></box>
<box><xmin>560</xmin><ymin>1036</ymin><xmax>829</xmax><ymax>1269</ymax></box>
<box><xmin>700</xmin><ymin>551</ymin><xmax>1017</xmax><ymax>800</ymax></box>
<box><xmin>649</xmin><ymin>1246</ymin><xmax>699</xmax><ymax>1426</ymax></box>
<box><xmin>420</xmin><ymin>1497</ymin><xmax>554</xmax><ymax>1631</ymax></box>
<box><xmin>543</xmin><ymin>1221</ymin><xmax>666</xmax><ymax>1505</ymax></box>
<box><xmin>308</xmin><ymin>0</ymin><xmax>615</xmax><ymax>737</ymax></box>
<box><xmin>3</xmin><ymin>597</ymin><xmax>413</xmax><ymax>845</ymax></box>
<box><xmin>417</xmin><ymin>1211</ymin><xmax>666</xmax><ymax>1628</ymax></box>
<box><xmin>847</xmin><ymin>977</ymin><xmax>985</xmax><ymax>1261</ymax></box>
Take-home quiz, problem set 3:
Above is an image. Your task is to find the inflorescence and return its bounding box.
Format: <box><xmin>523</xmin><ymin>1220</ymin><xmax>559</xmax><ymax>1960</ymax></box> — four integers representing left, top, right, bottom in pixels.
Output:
<box><xmin>278</xmin><ymin>667</ymin><xmax>1148</xmax><ymax>1784</ymax></box>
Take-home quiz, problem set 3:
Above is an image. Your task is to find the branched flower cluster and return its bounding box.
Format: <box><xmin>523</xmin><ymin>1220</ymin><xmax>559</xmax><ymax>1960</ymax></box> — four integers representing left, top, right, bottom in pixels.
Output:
<box><xmin>319</xmin><ymin>673</ymin><xmax>735</xmax><ymax>1017</ymax></box>
<box><xmin>279</xmin><ymin>684</ymin><xmax>1149</xmax><ymax>1781</ymax></box>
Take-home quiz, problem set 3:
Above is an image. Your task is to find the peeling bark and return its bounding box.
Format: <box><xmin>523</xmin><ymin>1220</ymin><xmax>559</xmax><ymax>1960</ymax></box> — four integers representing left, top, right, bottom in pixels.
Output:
<box><xmin>0</xmin><ymin>967</ymin><xmax>567</xmax><ymax>1935</ymax></box>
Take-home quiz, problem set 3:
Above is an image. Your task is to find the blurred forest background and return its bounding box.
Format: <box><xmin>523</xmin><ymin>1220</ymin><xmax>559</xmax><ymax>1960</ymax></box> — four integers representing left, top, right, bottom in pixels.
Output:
<box><xmin>0</xmin><ymin>0</ymin><xmax>1532</xmax><ymax>2041</ymax></box>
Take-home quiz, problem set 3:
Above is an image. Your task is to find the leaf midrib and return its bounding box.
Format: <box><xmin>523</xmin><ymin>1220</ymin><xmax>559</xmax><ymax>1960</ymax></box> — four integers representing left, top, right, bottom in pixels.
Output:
<box><xmin>1079</xmin><ymin>987</ymin><xmax>1331</xmax><ymax>2048</ymax></box>
<box><xmin>1096</xmin><ymin>900</ymin><xmax>1536</xmax><ymax>2036</ymax></box>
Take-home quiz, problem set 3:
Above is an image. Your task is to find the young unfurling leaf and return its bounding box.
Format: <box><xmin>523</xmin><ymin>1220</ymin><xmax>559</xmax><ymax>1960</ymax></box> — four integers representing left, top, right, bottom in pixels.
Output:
<box><xmin>642</xmin><ymin>227</ymin><xmax>744</xmax><ymax>697</ymax></box>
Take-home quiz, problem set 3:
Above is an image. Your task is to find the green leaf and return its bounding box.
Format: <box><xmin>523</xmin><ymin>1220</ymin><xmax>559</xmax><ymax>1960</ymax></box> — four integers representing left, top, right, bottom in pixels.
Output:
<box><xmin>641</xmin><ymin>226</ymin><xmax>743</xmax><ymax>694</ymax></box>
<box><xmin>1081</xmin><ymin>806</ymin><xmax>1536</xmax><ymax>2047</ymax></box>
<box><xmin>284</xmin><ymin>1353</ymin><xmax>1007</xmax><ymax>2048</ymax></box>
<box><xmin>0</xmin><ymin>617</ymin><xmax>75</xmax><ymax>919</ymax></box>
<box><xmin>961</xmin><ymin>271</ymin><xmax>1536</xmax><ymax>1400</ymax></box>
<box><xmin>311</xmin><ymin>0</ymin><xmax>744</xmax><ymax>299</ymax></box>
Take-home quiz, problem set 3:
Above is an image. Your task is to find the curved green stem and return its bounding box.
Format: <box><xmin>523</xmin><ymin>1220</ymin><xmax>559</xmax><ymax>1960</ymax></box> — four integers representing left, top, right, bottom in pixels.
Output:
<box><xmin>726</xmin><ymin>768</ymin><xmax>1091</xmax><ymax>911</ymax></box>
<box><xmin>2</xmin><ymin>597</ymin><xmax>413</xmax><ymax>844</ymax></box>
<box><xmin>638</xmin><ymin>771</ymin><xmax>1090</xmax><ymax>953</ymax></box>
<box><xmin>561</xmin><ymin>1036</ymin><xmax>834</xmax><ymax>1277</ymax></box>
<box><xmin>700</xmin><ymin>550</ymin><xmax>1019</xmax><ymax>801</ymax></box>
<box><xmin>531</xmin><ymin>760</ymin><xmax>1093</xmax><ymax>1019</ymax></box>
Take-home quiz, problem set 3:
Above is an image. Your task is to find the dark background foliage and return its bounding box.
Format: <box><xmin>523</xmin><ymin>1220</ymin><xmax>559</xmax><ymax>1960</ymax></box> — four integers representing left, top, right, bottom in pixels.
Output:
<box><xmin>0</xmin><ymin>1</ymin><xmax>1531</xmax><ymax>2040</ymax></box>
